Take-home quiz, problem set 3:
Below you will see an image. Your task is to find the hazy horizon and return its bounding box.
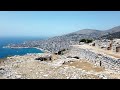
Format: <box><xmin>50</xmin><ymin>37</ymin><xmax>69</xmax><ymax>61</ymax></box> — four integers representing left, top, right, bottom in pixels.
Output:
<box><xmin>0</xmin><ymin>11</ymin><xmax>120</xmax><ymax>37</ymax></box>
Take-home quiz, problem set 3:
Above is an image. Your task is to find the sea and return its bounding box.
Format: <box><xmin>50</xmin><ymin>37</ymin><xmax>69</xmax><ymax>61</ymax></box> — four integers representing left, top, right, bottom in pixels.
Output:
<box><xmin>0</xmin><ymin>37</ymin><xmax>45</xmax><ymax>59</ymax></box>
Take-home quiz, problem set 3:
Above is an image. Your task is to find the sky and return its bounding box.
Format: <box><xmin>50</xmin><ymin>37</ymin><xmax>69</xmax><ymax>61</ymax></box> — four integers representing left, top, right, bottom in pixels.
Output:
<box><xmin>0</xmin><ymin>11</ymin><xmax>120</xmax><ymax>37</ymax></box>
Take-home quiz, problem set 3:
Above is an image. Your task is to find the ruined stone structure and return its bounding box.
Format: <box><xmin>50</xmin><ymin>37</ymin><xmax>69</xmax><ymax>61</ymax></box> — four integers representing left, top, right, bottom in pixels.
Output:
<box><xmin>112</xmin><ymin>39</ymin><xmax>120</xmax><ymax>53</ymax></box>
<box><xmin>90</xmin><ymin>39</ymin><xmax>120</xmax><ymax>53</ymax></box>
<box><xmin>68</xmin><ymin>46</ymin><xmax>120</xmax><ymax>72</ymax></box>
<box><xmin>35</xmin><ymin>54</ymin><xmax>52</xmax><ymax>61</ymax></box>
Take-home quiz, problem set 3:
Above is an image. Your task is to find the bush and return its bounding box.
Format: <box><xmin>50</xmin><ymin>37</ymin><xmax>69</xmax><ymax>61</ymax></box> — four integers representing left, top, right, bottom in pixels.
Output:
<box><xmin>79</xmin><ymin>39</ymin><xmax>93</xmax><ymax>43</ymax></box>
<box><xmin>58</xmin><ymin>49</ymin><xmax>66</xmax><ymax>55</ymax></box>
<box><xmin>79</xmin><ymin>39</ymin><xmax>86</xmax><ymax>42</ymax></box>
<box><xmin>86</xmin><ymin>39</ymin><xmax>93</xmax><ymax>43</ymax></box>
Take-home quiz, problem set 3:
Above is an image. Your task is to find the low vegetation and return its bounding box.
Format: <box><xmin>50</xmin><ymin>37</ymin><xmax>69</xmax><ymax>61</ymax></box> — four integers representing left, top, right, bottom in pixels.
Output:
<box><xmin>58</xmin><ymin>49</ymin><xmax>66</xmax><ymax>55</ymax></box>
<box><xmin>79</xmin><ymin>39</ymin><xmax>93</xmax><ymax>43</ymax></box>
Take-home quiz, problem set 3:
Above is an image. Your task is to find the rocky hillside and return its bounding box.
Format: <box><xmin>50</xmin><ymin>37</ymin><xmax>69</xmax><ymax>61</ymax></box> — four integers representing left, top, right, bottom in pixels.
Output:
<box><xmin>7</xmin><ymin>26</ymin><xmax>120</xmax><ymax>53</ymax></box>
<box><xmin>104</xmin><ymin>26</ymin><xmax>120</xmax><ymax>34</ymax></box>
<box><xmin>99</xmin><ymin>26</ymin><xmax>120</xmax><ymax>39</ymax></box>
<box><xmin>1</xmin><ymin>45</ymin><xmax>120</xmax><ymax>79</ymax></box>
<box><xmin>100</xmin><ymin>31</ymin><xmax>120</xmax><ymax>39</ymax></box>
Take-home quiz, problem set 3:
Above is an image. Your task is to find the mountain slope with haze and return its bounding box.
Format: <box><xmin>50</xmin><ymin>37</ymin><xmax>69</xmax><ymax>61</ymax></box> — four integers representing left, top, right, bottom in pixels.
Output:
<box><xmin>7</xmin><ymin>25</ymin><xmax>120</xmax><ymax>53</ymax></box>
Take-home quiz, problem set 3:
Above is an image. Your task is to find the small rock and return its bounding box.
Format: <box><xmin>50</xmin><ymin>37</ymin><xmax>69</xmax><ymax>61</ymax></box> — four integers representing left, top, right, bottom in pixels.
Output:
<box><xmin>30</xmin><ymin>70</ymin><xmax>33</xmax><ymax>72</ymax></box>
<box><xmin>43</xmin><ymin>74</ymin><xmax>48</xmax><ymax>77</ymax></box>
<box><xmin>15</xmin><ymin>75</ymin><xmax>21</xmax><ymax>79</ymax></box>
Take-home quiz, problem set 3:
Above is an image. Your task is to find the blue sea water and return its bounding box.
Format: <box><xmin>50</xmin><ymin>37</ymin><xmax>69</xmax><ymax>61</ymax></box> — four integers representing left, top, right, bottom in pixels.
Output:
<box><xmin>0</xmin><ymin>37</ymin><xmax>44</xmax><ymax>59</ymax></box>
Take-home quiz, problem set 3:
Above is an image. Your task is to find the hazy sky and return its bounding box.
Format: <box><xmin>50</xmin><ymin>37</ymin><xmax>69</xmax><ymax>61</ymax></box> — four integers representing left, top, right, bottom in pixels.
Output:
<box><xmin>0</xmin><ymin>11</ymin><xmax>120</xmax><ymax>37</ymax></box>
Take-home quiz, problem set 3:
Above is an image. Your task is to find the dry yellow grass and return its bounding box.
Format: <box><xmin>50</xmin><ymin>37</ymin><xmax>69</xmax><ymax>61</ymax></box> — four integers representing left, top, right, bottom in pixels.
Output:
<box><xmin>65</xmin><ymin>60</ymin><xmax>104</xmax><ymax>72</ymax></box>
<box><xmin>107</xmin><ymin>73</ymin><xmax>120</xmax><ymax>79</ymax></box>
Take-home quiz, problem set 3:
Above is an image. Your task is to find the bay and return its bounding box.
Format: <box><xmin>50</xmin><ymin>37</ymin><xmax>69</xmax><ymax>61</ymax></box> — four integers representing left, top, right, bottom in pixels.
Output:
<box><xmin>0</xmin><ymin>37</ymin><xmax>44</xmax><ymax>59</ymax></box>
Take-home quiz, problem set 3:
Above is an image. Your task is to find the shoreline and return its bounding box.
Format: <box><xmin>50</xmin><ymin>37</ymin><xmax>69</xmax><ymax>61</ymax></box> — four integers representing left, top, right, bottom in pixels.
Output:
<box><xmin>34</xmin><ymin>47</ymin><xmax>51</xmax><ymax>53</ymax></box>
<box><xmin>0</xmin><ymin>46</ymin><xmax>49</xmax><ymax>59</ymax></box>
<box><xmin>3</xmin><ymin>45</ymin><xmax>51</xmax><ymax>53</ymax></box>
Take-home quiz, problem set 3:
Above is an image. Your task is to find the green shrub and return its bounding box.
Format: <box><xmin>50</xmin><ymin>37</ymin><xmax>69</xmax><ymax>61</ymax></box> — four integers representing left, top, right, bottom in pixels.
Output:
<box><xmin>79</xmin><ymin>39</ymin><xmax>93</xmax><ymax>43</ymax></box>
<box><xmin>79</xmin><ymin>39</ymin><xmax>86</xmax><ymax>42</ymax></box>
<box><xmin>86</xmin><ymin>39</ymin><xmax>93</xmax><ymax>43</ymax></box>
<box><xmin>58</xmin><ymin>49</ymin><xmax>66</xmax><ymax>55</ymax></box>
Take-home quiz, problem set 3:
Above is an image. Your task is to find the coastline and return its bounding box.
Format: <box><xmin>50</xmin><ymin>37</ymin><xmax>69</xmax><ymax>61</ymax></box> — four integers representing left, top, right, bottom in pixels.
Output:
<box><xmin>0</xmin><ymin>46</ymin><xmax>47</xmax><ymax>59</ymax></box>
<box><xmin>3</xmin><ymin>46</ymin><xmax>50</xmax><ymax>53</ymax></box>
<box><xmin>34</xmin><ymin>47</ymin><xmax>51</xmax><ymax>53</ymax></box>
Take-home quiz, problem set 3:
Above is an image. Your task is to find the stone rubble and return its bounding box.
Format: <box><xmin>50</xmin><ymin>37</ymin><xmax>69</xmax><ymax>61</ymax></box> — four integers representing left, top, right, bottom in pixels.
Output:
<box><xmin>91</xmin><ymin>39</ymin><xmax>120</xmax><ymax>53</ymax></box>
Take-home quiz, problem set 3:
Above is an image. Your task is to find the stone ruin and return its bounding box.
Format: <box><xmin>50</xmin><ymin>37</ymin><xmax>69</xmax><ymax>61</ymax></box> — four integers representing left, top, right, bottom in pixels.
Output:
<box><xmin>35</xmin><ymin>53</ymin><xmax>58</xmax><ymax>61</ymax></box>
<box><xmin>90</xmin><ymin>39</ymin><xmax>120</xmax><ymax>53</ymax></box>
<box><xmin>112</xmin><ymin>39</ymin><xmax>120</xmax><ymax>53</ymax></box>
<box><xmin>35</xmin><ymin>54</ymin><xmax>52</xmax><ymax>61</ymax></box>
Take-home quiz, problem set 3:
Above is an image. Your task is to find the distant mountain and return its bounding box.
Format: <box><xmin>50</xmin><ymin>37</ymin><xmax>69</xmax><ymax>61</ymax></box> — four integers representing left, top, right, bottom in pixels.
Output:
<box><xmin>73</xmin><ymin>29</ymin><xmax>102</xmax><ymax>35</ymax></box>
<box><xmin>99</xmin><ymin>26</ymin><xmax>120</xmax><ymax>39</ymax></box>
<box><xmin>104</xmin><ymin>26</ymin><xmax>120</xmax><ymax>34</ymax></box>
<box><xmin>100</xmin><ymin>31</ymin><xmax>120</xmax><ymax>39</ymax></box>
<box><xmin>62</xmin><ymin>29</ymin><xmax>103</xmax><ymax>40</ymax></box>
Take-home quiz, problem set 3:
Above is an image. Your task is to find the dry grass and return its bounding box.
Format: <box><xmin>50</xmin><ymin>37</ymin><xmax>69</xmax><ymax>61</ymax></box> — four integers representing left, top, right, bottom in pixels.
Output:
<box><xmin>0</xmin><ymin>58</ymin><xmax>8</xmax><ymax>66</ymax></box>
<box><xmin>108</xmin><ymin>73</ymin><xmax>120</xmax><ymax>79</ymax></box>
<box><xmin>65</xmin><ymin>60</ymin><xmax>104</xmax><ymax>72</ymax></box>
<box><xmin>51</xmin><ymin>54</ymin><xmax>59</xmax><ymax>60</ymax></box>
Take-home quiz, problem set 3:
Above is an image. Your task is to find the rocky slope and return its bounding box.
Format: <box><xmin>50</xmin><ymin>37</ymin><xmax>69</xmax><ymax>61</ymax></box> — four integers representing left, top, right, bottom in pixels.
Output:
<box><xmin>104</xmin><ymin>26</ymin><xmax>120</xmax><ymax>34</ymax></box>
<box><xmin>100</xmin><ymin>31</ymin><xmax>120</xmax><ymax>39</ymax></box>
<box><xmin>0</xmin><ymin>45</ymin><xmax>120</xmax><ymax>79</ymax></box>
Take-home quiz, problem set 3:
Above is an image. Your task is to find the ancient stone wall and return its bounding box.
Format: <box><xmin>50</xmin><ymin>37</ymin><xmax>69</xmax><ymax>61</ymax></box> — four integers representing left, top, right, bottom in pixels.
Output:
<box><xmin>112</xmin><ymin>39</ymin><xmax>120</xmax><ymax>53</ymax></box>
<box><xmin>69</xmin><ymin>47</ymin><xmax>120</xmax><ymax>72</ymax></box>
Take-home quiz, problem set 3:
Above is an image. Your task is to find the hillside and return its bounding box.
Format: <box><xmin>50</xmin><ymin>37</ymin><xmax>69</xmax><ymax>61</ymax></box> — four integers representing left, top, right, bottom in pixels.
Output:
<box><xmin>100</xmin><ymin>31</ymin><xmax>120</xmax><ymax>39</ymax></box>
<box><xmin>104</xmin><ymin>26</ymin><xmax>120</xmax><ymax>34</ymax></box>
<box><xmin>6</xmin><ymin>25</ymin><xmax>120</xmax><ymax>53</ymax></box>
